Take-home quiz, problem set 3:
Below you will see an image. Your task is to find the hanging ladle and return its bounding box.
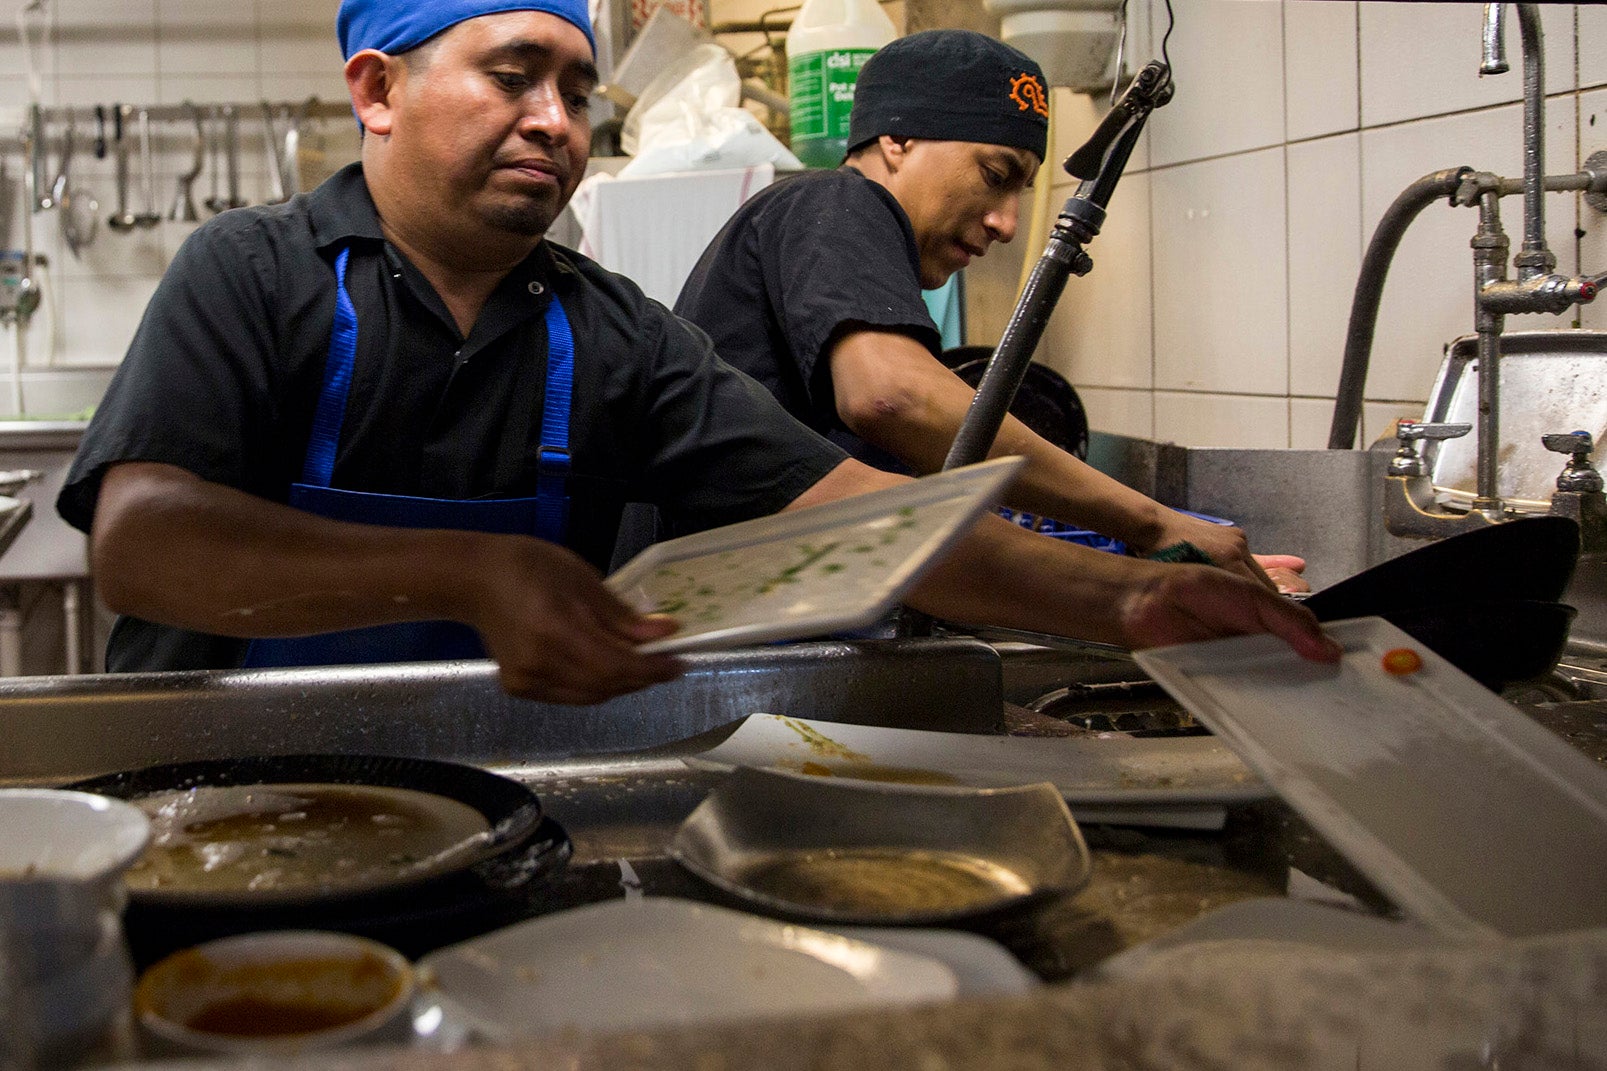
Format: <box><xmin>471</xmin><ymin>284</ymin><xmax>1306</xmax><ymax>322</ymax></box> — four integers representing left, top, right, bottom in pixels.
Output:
<box><xmin>107</xmin><ymin>105</ymin><xmax>140</xmax><ymax>233</ymax></box>
<box><xmin>54</xmin><ymin>113</ymin><xmax>99</xmax><ymax>257</ymax></box>
<box><xmin>202</xmin><ymin>105</ymin><xmax>224</xmax><ymax>214</ymax></box>
<box><xmin>133</xmin><ymin>108</ymin><xmax>161</xmax><ymax>228</ymax></box>
<box><xmin>260</xmin><ymin>102</ymin><xmax>288</xmax><ymax>205</ymax></box>
<box><xmin>217</xmin><ymin>105</ymin><xmax>245</xmax><ymax>211</ymax></box>
<box><xmin>168</xmin><ymin>102</ymin><xmax>204</xmax><ymax>222</ymax></box>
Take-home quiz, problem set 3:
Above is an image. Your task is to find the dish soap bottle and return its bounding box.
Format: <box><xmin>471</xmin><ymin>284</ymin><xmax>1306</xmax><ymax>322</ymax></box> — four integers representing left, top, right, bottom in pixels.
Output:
<box><xmin>786</xmin><ymin>0</ymin><xmax>896</xmax><ymax>169</ymax></box>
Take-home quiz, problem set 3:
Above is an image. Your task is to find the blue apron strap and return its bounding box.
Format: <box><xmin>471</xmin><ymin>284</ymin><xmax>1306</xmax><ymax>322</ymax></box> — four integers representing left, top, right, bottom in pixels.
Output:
<box><xmin>535</xmin><ymin>296</ymin><xmax>573</xmax><ymax>543</ymax></box>
<box><xmin>302</xmin><ymin>246</ymin><xmax>359</xmax><ymax>488</ymax></box>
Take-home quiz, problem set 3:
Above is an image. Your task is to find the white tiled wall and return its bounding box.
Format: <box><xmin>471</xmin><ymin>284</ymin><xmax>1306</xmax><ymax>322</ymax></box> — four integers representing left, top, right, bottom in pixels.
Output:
<box><xmin>0</xmin><ymin>0</ymin><xmax>354</xmax><ymax>410</ymax></box>
<box><xmin>1034</xmin><ymin>1</ymin><xmax>1607</xmax><ymax>451</ymax></box>
<box><xmin>3</xmin><ymin>0</ymin><xmax>1605</xmax><ymax>446</ymax></box>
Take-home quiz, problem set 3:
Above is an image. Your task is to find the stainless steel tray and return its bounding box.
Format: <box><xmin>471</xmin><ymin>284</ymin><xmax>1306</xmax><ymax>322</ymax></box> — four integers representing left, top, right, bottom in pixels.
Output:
<box><xmin>668</xmin><ymin>766</ymin><xmax>1092</xmax><ymax>925</ymax></box>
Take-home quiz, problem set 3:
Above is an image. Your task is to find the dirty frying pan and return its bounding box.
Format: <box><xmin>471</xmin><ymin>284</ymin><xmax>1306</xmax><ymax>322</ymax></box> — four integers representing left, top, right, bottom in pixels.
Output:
<box><xmin>65</xmin><ymin>754</ymin><xmax>570</xmax><ymax>966</ymax></box>
<box><xmin>1302</xmin><ymin>516</ymin><xmax>1581</xmax><ymax>689</ymax></box>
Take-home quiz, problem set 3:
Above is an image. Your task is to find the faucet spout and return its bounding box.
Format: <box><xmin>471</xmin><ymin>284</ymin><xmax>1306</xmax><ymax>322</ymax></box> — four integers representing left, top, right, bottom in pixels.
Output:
<box><xmin>1513</xmin><ymin>4</ymin><xmax>1551</xmax><ymax>278</ymax></box>
<box><xmin>1480</xmin><ymin>3</ymin><xmax>1509</xmax><ymax>75</ymax></box>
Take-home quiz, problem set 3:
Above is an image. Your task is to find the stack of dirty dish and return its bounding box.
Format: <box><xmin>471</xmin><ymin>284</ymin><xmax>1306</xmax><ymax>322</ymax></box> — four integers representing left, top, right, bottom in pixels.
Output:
<box><xmin>0</xmin><ymin>789</ymin><xmax>150</xmax><ymax>1068</ymax></box>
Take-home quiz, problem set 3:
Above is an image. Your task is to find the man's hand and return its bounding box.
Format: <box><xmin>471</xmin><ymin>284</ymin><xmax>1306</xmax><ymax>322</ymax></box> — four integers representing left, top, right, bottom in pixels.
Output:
<box><xmin>92</xmin><ymin>462</ymin><xmax>686</xmax><ymax>705</ymax></box>
<box><xmin>464</xmin><ymin>536</ymin><xmax>684</xmax><ymax>705</ymax></box>
<box><xmin>1116</xmin><ymin>563</ymin><xmax>1341</xmax><ymax>662</ymax></box>
<box><xmin>1139</xmin><ymin>514</ymin><xmax>1311</xmax><ymax>595</ymax></box>
<box><xmin>1251</xmin><ymin>553</ymin><xmax>1309</xmax><ymax>595</ymax></box>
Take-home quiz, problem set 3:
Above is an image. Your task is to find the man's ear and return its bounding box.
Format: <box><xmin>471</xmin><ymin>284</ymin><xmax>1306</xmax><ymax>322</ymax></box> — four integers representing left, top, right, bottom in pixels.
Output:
<box><xmin>346</xmin><ymin>50</ymin><xmax>403</xmax><ymax>136</ymax></box>
<box><xmin>877</xmin><ymin>134</ymin><xmax>914</xmax><ymax>173</ymax></box>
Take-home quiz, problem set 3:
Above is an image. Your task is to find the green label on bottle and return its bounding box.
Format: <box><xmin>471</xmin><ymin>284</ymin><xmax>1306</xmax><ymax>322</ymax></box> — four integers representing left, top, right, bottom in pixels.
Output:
<box><xmin>788</xmin><ymin>48</ymin><xmax>877</xmax><ymax>142</ymax></box>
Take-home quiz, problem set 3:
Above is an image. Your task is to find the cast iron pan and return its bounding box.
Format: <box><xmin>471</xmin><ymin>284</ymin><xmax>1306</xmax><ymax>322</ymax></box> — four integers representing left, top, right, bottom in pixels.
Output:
<box><xmin>948</xmin><ymin>350</ymin><xmax>1090</xmax><ymax>460</ymax></box>
<box><xmin>1303</xmin><ymin>516</ymin><xmax>1580</xmax><ymax>621</ymax></box>
<box><xmin>66</xmin><ymin>754</ymin><xmax>570</xmax><ymax>965</ymax></box>
<box><xmin>1373</xmin><ymin>599</ymin><xmax>1577</xmax><ymax>691</ymax></box>
<box><xmin>1301</xmin><ymin>517</ymin><xmax>1582</xmax><ymax>690</ymax></box>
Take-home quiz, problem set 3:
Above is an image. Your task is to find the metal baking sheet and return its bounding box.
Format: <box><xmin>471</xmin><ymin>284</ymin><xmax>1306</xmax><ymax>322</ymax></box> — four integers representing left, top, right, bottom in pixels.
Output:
<box><xmin>1135</xmin><ymin>617</ymin><xmax>1607</xmax><ymax>940</ymax></box>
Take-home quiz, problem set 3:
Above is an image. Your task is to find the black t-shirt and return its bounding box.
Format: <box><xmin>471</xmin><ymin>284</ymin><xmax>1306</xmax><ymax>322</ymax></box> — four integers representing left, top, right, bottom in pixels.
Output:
<box><xmin>674</xmin><ymin>168</ymin><xmax>941</xmax><ymax>458</ymax></box>
<box><xmin>61</xmin><ymin>163</ymin><xmax>846</xmax><ymax>672</ymax></box>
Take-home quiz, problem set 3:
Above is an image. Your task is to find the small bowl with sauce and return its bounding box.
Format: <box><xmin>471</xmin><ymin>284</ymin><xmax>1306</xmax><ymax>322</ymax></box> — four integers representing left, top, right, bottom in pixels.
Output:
<box><xmin>134</xmin><ymin>931</ymin><xmax>415</xmax><ymax>1056</ymax></box>
<box><xmin>669</xmin><ymin>767</ymin><xmax>1092</xmax><ymax>925</ymax></box>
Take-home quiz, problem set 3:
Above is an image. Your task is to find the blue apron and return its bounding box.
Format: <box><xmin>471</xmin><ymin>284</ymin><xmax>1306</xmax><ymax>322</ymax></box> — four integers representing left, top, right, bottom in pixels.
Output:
<box><xmin>243</xmin><ymin>246</ymin><xmax>574</xmax><ymax>668</ymax></box>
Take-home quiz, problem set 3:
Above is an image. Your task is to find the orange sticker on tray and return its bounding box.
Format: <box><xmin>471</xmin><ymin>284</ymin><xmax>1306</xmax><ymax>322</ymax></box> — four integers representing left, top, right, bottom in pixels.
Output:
<box><xmin>1381</xmin><ymin>647</ymin><xmax>1423</xmax><ymax>676</ymax></box>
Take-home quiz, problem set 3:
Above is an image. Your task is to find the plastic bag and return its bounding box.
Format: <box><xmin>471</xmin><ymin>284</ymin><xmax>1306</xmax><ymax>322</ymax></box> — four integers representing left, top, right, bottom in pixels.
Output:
<box><xmin>618</xmin><ymin>43</ymin><xmax>801</xmax><ymax>177</ymax></box>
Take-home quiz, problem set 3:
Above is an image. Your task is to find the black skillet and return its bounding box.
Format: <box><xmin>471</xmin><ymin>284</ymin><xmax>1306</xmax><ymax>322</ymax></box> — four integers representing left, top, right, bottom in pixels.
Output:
<box><xmin>1302</xmin><ymin>516</ymin><xmax>1582</xmax><ymax>690</ymax></box>
<box><xmin>66</xmin><ymin>753</ymin><xmax>571</xmax><ymax>965</ymax></box>
<box><xmin>949</xmin><ymin>352</ymin><xmax>1090</xmax><ymax>460</ymax></box>
<box><xmin>1302</xmin><ymin>516</ymin><xmax>1580</xmax><ymax>620</ymax></box>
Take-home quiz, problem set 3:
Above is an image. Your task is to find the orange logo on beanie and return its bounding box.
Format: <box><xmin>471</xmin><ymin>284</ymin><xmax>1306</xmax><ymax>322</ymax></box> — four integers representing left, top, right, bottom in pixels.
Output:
<box><xmin>1009</xmin><ymin>72</ymin><xmax>1048</xmax><ymax>118</ymax></box>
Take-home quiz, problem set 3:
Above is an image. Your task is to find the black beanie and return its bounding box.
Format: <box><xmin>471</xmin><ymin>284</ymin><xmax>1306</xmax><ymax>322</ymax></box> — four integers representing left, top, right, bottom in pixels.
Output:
<box><xmin>846</xmin><ymin>30</ymin><xmax>1049</xmax><ymax>161</ymax></box>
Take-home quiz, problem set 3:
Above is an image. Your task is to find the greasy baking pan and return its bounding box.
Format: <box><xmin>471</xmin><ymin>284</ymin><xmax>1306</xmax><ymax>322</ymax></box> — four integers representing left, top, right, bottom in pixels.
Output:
<box><xmin>65</xmin><ymin>754</ymin><xmax>568</xmax><ymax>966</ymax></box>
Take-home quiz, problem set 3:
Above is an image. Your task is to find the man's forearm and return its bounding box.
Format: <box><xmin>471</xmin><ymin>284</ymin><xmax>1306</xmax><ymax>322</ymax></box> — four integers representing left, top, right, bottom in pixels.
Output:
<box><xmin>830</xmin><ymin>332</ymin><xmax>1178</xmax><ymax>548</ymax></box>
<box><xmin>91</xmin><ymin>462</ymin><xmax>482</xmax><ymax>638</ymax></box>
<box><xmin>903</xmin><ymin>512</ymin><xmax>1138</xmax><ymax>642</ymax></box>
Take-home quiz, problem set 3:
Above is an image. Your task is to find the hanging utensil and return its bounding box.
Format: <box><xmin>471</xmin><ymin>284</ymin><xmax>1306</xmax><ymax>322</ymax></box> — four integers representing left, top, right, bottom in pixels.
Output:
<box><xmin>133</xmin><ymin>108</ymin><xmax>161</xmax><ymax>228</ymax></box>
<box><xmin>202</xmin><ymin>106</ymin><xmax>224</xmax><ymax>214</ymax></box>
<box><xmin>93</xmin><ymin>105</ymin><xmax>107</xmax><ymax>161</ymax></box>
<box><xmin>167</xmin><ymin>102</ymin><xmax>204</xmax><ymax>223</ymax></box>
<box><xmin>280</xmin><ymin>103</ymin><xmax>302</xmax><ymax>199</ymax></box>
<box><xmin>54</xmin><ymin>115</ymin><xmax>98</xmax><ymax>258</ymax></box>
<box><xmin>219</xmin><ymin>105</ymin><xmax>245</xmax><ymax>211</ymax></box>
<box><xmin>29</xmin><ymin>103</ymin><xmax>52</xmax><ymax>212</ymax></box>
<box><xmin>292</xmin><ymin>97</ymin><xmax>330</xmax><ymax>191</ymax></box>
<box><xmin>47</xmin><ymin>112</ymin><xmax>72</xmax><ymax>212</ymax></box>
<box><xmin>260</xmin><ymin>102</ymin><xmax>287</xmax><ymax>205</ymax></box>
<box><xmin>107</xmin><ymin>105</ymin><xmax>140</xmax><ymax>233</ymax></box>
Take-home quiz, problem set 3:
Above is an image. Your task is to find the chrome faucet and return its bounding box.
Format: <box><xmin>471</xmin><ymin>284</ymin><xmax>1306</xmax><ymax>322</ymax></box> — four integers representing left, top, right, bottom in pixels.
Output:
<box><xmin>1343</xmin><ymin>4</ymin><xmax>1607</xmax><ymax>545</ymax></box>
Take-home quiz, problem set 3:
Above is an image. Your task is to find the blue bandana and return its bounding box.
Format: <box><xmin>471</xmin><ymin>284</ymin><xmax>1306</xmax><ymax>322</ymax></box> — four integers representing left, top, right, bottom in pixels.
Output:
<box><xmin>338</xmin><ymin>0</ymin><xmax>596</xmax><ymax>61</ymax></box>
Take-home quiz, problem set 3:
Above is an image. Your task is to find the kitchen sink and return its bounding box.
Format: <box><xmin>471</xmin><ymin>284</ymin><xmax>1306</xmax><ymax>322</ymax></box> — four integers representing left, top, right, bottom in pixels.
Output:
<box><xmin>7</xmin><ymin>633</ymin><xmax>1604</xmax><ymax>985</ymax></box>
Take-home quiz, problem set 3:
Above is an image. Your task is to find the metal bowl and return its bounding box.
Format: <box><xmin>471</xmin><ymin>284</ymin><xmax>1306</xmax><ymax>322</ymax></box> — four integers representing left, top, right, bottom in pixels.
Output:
<box><xmin>669</xmin><ymin>767</ymin><xmax>1091</xmax><ymax>926</ymax></box>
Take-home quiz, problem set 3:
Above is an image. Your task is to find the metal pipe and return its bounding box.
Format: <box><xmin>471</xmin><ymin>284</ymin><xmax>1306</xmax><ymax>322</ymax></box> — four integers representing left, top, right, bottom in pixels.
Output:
<box><xmin>942</xmin><ymin>241</ymin><xmax>1083</xmax><ymax>471</ymax></box>
<box><xmin>1470</xmin><ymin>188</ymin><xmax>1508</xmax><ymax>510</ymax></box>
<box><xmin>1514</xmin><ymin>4</ymin><xmax>1550</xmax><ymax>278</ymax></box>
<box><xmin>1327</xmin><ymin>168</ymin><xmax>1470</xmax><ymax>450</ymax></box>
<box><xmin>1480</xmin><ymin>3</ymin><xmax>1509</xmax><ymax>75</ymax></box>
<box><xmin>1327</xmin><ymin>165</ymin><xmax>1607</xmax><ymax>452</ymax></box>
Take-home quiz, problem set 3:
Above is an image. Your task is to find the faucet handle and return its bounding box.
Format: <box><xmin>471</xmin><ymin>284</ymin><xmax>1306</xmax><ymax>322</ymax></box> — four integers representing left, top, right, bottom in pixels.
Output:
<box><xmin>1543</xmin><ymin>430</ymin><xmax>1595</xmax><ymax>456</ymax></box>
<box><xmin>1389</xmin><ymin>421</ymin><xmax>1470</xmax><ymax>478</ymax></box>
<box><xmin>1542</xmin><ymin>430</ymin><xmax>1604</xmax><ymax>494</ymax></box>
<box><xmin>1397</xmin><ymin>421</ymin><xmax>1472</xmax><ymax>442</ymax></box>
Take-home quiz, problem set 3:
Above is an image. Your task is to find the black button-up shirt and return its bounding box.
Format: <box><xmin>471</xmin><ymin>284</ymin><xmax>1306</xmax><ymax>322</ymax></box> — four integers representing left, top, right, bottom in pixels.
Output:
<box><xmin>61</xmin><ymin>163</ymin><xmax>846</xmax><ymax>671</ymax></box>
<box><xmin>675</xmin><ymin>167</ymin><xmax>942</xmax><ymax>448</ymax></box>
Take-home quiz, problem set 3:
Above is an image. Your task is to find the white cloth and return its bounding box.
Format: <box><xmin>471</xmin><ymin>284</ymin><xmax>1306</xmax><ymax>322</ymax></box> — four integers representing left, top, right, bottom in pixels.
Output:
<box><xmin>570</xmin><ymin>165</ymin><xmax>774</xmax><ymax>307</ymax></box>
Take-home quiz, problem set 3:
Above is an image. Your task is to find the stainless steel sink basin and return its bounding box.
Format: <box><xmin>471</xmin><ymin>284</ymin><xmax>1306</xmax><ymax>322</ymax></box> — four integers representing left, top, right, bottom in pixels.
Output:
<box><xmin>0</xmin><ymin>638</ymin><xmax>1004</xmax><ymax>787</ymax></box>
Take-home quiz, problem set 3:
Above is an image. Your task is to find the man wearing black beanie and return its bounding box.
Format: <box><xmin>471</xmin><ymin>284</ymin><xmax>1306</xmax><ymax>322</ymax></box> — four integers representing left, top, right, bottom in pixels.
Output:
<box><xmin>678</xmin><ymin>29</ymin><xmax>1306</xmax><ymax>592</ymax></box>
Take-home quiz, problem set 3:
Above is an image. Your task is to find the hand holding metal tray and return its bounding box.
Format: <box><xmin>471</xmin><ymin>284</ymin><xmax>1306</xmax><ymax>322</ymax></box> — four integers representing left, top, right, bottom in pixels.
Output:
<box><xmin>606</xmin><ymin>457</ymin><xmax>1025</xmax><ymax>655</ymax></box>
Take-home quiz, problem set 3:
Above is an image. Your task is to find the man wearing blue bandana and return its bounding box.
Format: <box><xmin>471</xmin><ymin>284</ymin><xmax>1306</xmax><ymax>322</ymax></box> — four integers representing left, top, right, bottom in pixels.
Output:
<box><xmin>58</xmin><ymin>1</ymin><xmax>1337</xmax><ymax>701</ymax></box>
